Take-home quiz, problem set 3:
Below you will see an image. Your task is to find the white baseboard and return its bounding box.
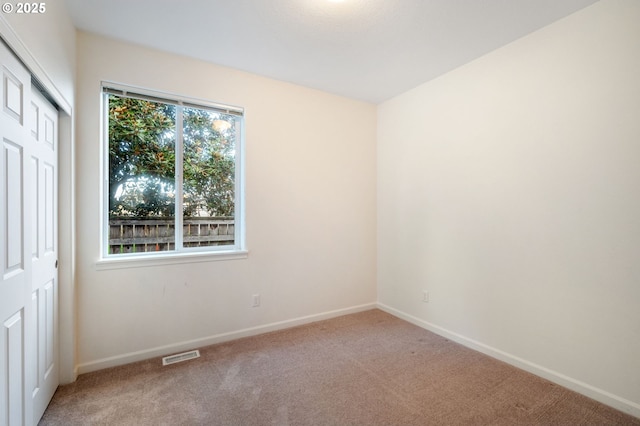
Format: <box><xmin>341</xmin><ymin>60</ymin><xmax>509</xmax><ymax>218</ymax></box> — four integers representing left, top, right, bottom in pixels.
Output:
<box><xmin>76</xmin><ymin>302</ymin><xmax>377</xmax><ymax>375</ymax></box>
<box><xmin>377</xmin><ymin>303</ymin><xmax>640</xmax><ymax>419</ymax></box>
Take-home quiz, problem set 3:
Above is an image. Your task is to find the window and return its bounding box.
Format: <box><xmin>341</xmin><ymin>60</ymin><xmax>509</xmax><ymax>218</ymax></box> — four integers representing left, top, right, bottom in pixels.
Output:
<box><xmin>102</xmin><ymin>84</ymin><xmax>244</xmax><ymax>258</ymax></box>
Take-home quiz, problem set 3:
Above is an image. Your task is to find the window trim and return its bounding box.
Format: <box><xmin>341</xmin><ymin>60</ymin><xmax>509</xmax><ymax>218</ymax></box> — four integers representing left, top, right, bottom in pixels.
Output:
<box><xmin>95</xmin><ymin>249</ymin><xmax>248</xmax><ymax>271</ymax></box>
<box><xmin>99</xmin><ymin>82</ymin><xmax>246</xmax><ymax>264</ymax></box>
<box><xmin>102</xmin><ymin>85</ymin><xmax>244</xmax><ymax>116</ymax></box>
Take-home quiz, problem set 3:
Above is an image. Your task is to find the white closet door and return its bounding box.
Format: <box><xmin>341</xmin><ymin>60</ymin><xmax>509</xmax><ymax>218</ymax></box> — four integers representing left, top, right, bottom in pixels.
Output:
<box><xmin>29</xmin><ymin>87</ymin><xmax>59</xmax><ymax>424</ymax></box>
<box><xmin>1</xmin><ymin>40</ymin><xmax>59</xmax><ymax>426</ymax></box>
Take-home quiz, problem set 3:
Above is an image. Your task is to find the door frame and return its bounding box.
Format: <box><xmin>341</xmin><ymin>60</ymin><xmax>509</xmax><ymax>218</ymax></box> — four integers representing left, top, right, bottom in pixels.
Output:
<box><xmin>0</xmin><ymin>17</ymin><xmax>76</xmax><ymax>385</ymax></box>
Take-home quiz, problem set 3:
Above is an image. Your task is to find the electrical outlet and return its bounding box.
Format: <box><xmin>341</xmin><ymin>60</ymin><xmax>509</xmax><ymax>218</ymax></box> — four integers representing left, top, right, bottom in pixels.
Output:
<box><xmin>422</xmin><ymin>291</ymin><xmax>429</xmax><ymax>303</ymax></box>
<box><xmin>252</xmin><ymin>294</ymin><xmax>260</xmax><ymax>307</ymax></box>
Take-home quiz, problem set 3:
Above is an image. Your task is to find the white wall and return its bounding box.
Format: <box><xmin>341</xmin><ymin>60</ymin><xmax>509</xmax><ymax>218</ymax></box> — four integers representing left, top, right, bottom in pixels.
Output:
<box><xmin>1</xmin><ymin>5</ymin><xmax>75</xmax><ymax>105</ymax></box>
<box><xmin>378</xmin><ymin>0</ymin><xmax>640</xmax><ymax>416</ymax></box>
<box><xmin>75</xmin><ymin>32</ymin><xmax>377</xmax><ymax>371</ymax></box>
<box><xmin>0</xmin><ymin>3</ymin><xmax>77</xmax><ymax>383</ymax></box>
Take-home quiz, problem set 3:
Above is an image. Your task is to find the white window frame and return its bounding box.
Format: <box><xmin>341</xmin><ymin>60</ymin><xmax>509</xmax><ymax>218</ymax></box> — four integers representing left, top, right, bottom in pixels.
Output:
<box><xmin>97</xmin><ymin>82</ymin><xmax>246</xmax><ymax>269</ymax></box>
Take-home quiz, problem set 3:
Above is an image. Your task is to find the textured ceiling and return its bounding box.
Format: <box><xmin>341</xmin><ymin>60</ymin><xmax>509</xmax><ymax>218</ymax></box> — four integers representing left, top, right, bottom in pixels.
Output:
<box><xmin>63</xmin><ymin>0</ymin><xmax>598</xmax><ymax>103</ymax></box>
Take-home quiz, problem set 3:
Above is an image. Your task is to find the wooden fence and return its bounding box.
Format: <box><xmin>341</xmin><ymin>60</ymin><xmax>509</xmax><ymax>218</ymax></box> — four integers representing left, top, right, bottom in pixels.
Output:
<box><xmin>108</xmin><ymin>217</ymin><xmax>234</xmax><ymax>254</ymax></box>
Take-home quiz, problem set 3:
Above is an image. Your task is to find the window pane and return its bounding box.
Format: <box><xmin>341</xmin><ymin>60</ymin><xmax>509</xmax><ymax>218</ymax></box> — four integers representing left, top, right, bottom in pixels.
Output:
<box><xmin>182</xmin><ymin>107</ymin><xmax>236</xmax><ymax>248</ymax></box>
<box><xmin>107</xmin><ymin>94</ymin><xmax>177</xmax><ymax>254</ymax></box>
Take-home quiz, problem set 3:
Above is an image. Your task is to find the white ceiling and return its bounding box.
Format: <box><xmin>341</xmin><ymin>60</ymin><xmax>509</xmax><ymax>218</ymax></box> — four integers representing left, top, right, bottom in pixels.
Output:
<box><xmin>63</xmin><ymin>0</ymin><xmax>598</xmax><ymax>103</ymax></box>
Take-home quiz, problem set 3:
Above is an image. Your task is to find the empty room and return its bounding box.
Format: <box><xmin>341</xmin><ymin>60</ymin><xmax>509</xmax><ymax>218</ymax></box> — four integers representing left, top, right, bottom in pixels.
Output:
<box><xmin>1</xmin><ymin>0</ymin><xmax>639</xmax><ymax>424</ymax></box>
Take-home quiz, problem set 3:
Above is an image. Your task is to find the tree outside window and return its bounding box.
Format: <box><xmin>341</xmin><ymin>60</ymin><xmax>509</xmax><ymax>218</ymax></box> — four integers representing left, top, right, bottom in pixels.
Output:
<box><xmin>105</xmin><ymin>89</ymin><xmax>242</xmax><ymax>255</ymax></box>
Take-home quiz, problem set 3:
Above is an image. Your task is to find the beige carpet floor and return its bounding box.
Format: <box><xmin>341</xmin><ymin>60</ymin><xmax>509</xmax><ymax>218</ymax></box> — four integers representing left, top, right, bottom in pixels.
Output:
<box><xmin>40</xmin><ymin>309</ymin><xmax>639</xmax><ymax>425</ymax></box>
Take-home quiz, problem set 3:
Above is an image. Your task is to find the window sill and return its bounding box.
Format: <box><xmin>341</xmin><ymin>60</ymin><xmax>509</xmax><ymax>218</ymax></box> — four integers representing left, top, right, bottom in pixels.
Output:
<box><xmin>95</xmin><ymin>249</ymin><xmax>248</xmax><ymax>271</ymax></box>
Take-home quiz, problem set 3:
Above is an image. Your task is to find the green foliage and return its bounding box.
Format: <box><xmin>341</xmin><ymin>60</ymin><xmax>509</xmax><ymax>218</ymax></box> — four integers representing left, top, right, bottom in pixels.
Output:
<box><xmin>108</xmin><ymin>95</ymin><xmax>236</xmax><ymax>218</ymax></box>
<box><xmin>182</xmin><ymin>107</ymin><xmax>236</xmax><ymax>217</ymax></box>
